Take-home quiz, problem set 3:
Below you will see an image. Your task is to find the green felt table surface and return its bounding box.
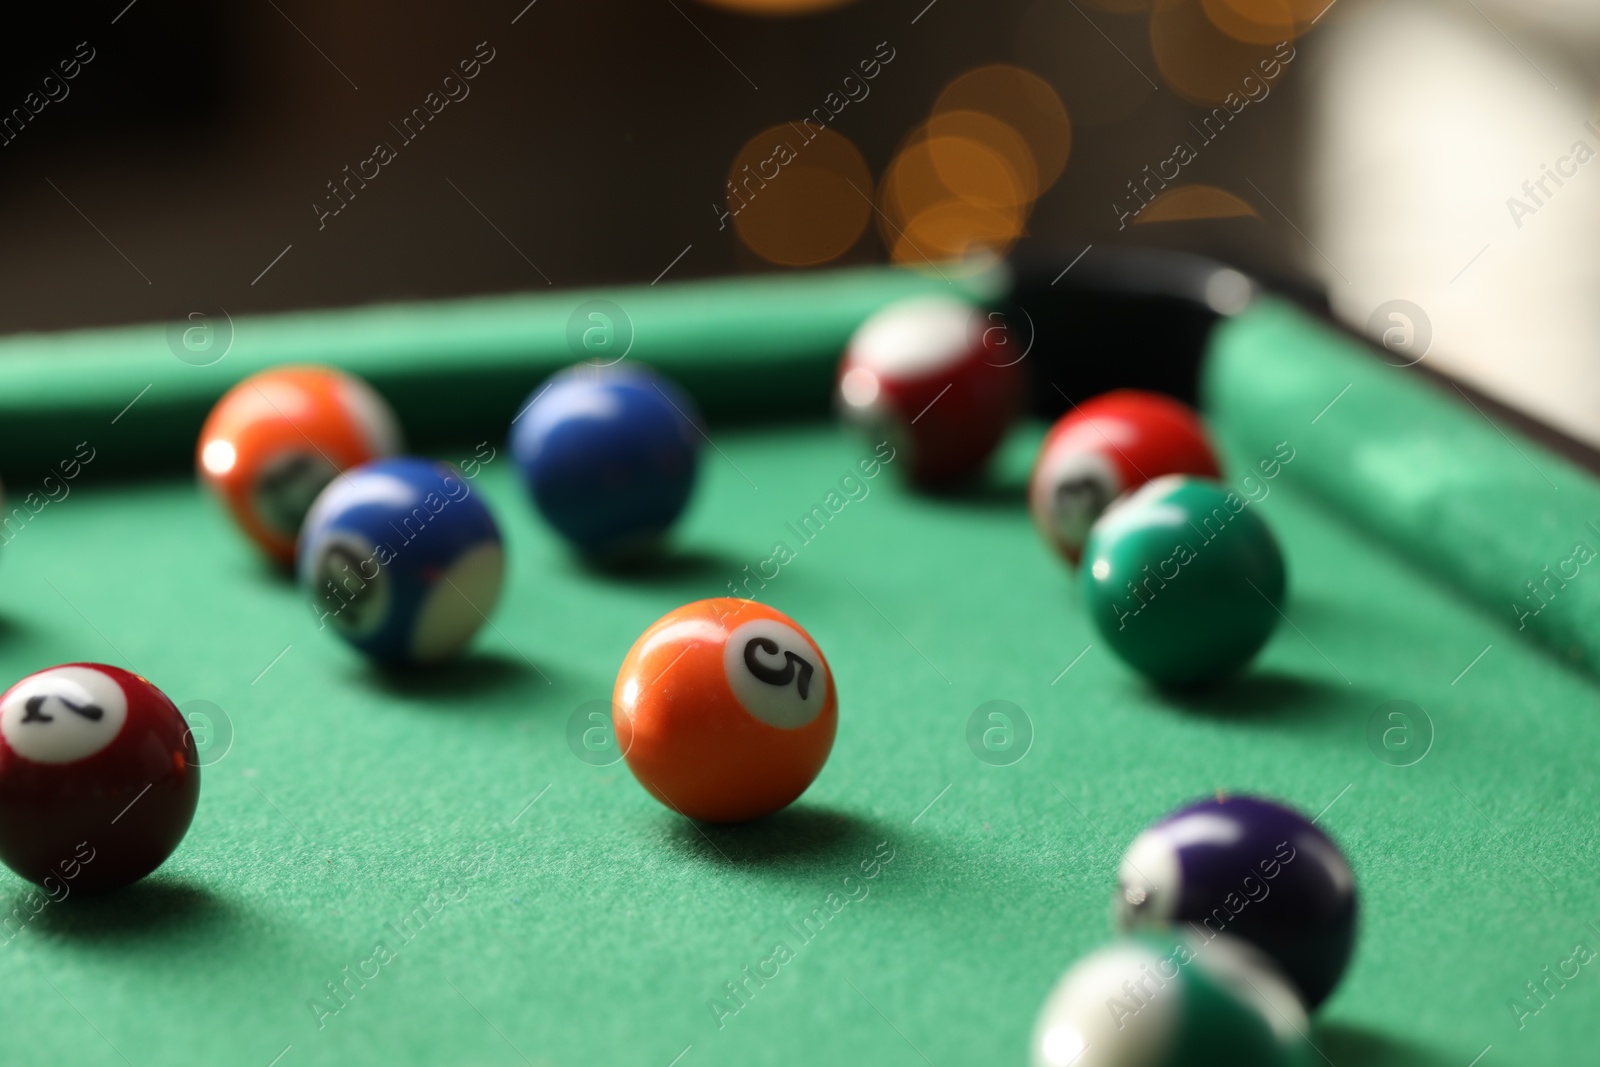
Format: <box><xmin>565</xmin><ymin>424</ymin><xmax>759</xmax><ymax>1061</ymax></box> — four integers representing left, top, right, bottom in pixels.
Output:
<box><xmin>0</xmin><ymin>412</ymin><xmax>1596</xmax><ymax>1066</ymax></box>
<box><xmin>1207</xmin><ymin>299</ymin><xmax>1600</xmax><ymax>679</ymax></box>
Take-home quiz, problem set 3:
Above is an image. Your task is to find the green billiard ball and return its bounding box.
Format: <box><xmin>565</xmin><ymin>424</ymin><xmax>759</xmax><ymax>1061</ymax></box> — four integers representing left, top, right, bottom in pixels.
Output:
<box><xmin>1031</xmin><ymin>933</ymin><xmax>1309</xmax><ymax>1067</ymax></box>
<box><xmin>1081</xmin><ymin>476</ymin><xmax>1286</xmax><ymax>686</ymax></box>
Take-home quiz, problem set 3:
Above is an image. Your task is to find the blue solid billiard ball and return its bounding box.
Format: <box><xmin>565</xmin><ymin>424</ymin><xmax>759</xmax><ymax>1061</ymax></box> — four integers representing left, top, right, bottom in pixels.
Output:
<box><xmin>509</xmin><ymin>364</ymin><xmax>701</xmax><ymax>559</ymax></box>
<box><xmin>1115</xmin><ymin>794</ymin><xmax>1358</xmax><ymax>1009</ymax></box>
<box><xmin>298</xmin><ymin>458</ymin><xmax>505</xmax><ymax>667</ymax></box>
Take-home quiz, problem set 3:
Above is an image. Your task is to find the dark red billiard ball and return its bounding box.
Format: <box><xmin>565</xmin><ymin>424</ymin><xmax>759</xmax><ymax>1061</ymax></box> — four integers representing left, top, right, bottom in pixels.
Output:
<box><xmin>1029</xmin><ymin>389</ymin><xmax>1221</xmax><ymax>565</ymax></box>
<box><xmin>837</xmin><ymin>294</ymin><xmax>1022</xmax><ymax>486</ymax></box>
<box><xmin>0</xmin><ymin>664</ymin><xmax>200</xmax><ymax>893</ymax></box>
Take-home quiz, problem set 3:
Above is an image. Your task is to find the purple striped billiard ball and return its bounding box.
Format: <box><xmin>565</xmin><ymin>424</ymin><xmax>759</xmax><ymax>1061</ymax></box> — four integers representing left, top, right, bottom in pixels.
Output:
<box><xmin>1115</xmin><ymin>794</ymin><xmax>1358</xmax><ymax>1009</ymax></box>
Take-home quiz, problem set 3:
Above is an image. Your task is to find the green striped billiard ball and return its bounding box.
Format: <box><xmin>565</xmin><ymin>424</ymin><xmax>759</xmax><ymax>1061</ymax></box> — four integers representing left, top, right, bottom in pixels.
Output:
<box><xmin>1031</xmin><ymin>932</ymin><xmax>1308</xmax><ymax>1067</ymax></box>
<box><xmin>1081</xmin><ymin>476</ymin><xmax>1286</xmax><ymax>686</ymax></box>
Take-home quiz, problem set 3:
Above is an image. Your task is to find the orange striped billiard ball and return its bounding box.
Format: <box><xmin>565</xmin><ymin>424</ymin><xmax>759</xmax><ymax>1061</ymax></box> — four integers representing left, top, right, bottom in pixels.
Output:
<box><xmin>613</xmin><ymin>599</ymin><xmax>837</xmax><ymax>823</ymax></box>
<box><xmin>197</xmin><ymin>365</ymin><xmax>402</xmax><ymax>564</ymax></box>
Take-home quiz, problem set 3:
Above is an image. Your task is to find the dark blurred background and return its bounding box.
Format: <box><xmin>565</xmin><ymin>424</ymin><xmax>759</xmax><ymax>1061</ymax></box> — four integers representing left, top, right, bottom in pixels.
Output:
<box><xmin>0</xmin><ymin>0</ymin><xmax>1311</xmax><ymax>330</ymax></box>
<box><xmin>5</xmin><ymin>0</ymin><xmax>1600</xmax><ymax>447</ymax></box>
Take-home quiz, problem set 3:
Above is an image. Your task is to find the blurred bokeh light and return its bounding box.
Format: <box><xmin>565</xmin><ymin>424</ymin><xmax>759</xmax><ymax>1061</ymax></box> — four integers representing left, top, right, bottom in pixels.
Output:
<box><xmin>875</xmin><ymin>64</ymin><xmax>1070</xmax><ymax>266</ymax></box>
<box><xmin>1152</xmin><ymin>0</ymin><xmax>1292</xmax><ymax>104</ymax></box>
<box><xmin>934</xmin><ymin>65</ymin><xmax>1072</xmax><ymax>192</ymax></box>
<box><xmin>1201</xmin><ymin>0</ymin><xmax>1297</xmax><ymax>45</ymax></box>
<box><xmin>693</xmin><ymin>0</ymin><xmax>860</xmax><ymax>14</ymax></box>
<box><xmin>1137</xmin><ymin>184</ymin><xmax>1259</xmax><ymax>222</ymax></box>
<box><xmin>728</xmin><ymin>125</ymin><xmax>873</xmax><ymax>267</ymax></box>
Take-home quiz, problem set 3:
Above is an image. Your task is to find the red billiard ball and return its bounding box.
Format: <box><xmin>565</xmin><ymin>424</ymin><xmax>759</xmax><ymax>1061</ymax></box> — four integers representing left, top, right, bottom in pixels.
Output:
<box><xmin>1029</xmin><ymin>390</ymin><xmax>1221</xmax><ymax>565</ymax></box>
<box><xmin>198</xmin><ymin>365</ymin><xmax>402</xmax><ymax>565</ymax></box>
<box><xmin>837</xmin><ymin>294</ymin><xmax>1022</xmax><ymax>486</ymax></box>
<box><xmin>0</xmin><ymin>664</ymin><xmax>200</xmax><ymax>893</ymax></box>
<box><xmin>613</xmin><ymin>599</ymin><xmax>837</xmax><ymax>823</ymax></box>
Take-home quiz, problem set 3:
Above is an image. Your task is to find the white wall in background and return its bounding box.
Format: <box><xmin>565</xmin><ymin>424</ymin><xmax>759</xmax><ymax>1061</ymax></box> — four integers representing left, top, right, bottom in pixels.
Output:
<box><xmin>1307</xmin><ymin>0</ymin><xmax>1600</xmax><ymax>444</ymax></box>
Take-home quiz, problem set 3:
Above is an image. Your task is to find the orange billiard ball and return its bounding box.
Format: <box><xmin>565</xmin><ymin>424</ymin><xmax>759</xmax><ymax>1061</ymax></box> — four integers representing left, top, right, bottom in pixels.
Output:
<box><xmin>613</xmin><ymin>599</ymin><xmax>837</xmax><ymax>823</ymax></box>
<box><xmin>197</xmin><ymin>366</ymin><xmax>401</xmax><ymax>564</ymax></box>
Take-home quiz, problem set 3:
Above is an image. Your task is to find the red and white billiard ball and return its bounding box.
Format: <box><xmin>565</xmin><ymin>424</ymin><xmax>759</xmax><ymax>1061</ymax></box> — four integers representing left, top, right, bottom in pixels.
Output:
<box><xmin>837</xmin><ymin>294</ymin><xmax>1022</xmax><ymax>486</ymax></box>
<box><xmin>0</xmin><ymin>664</ymin><xmax>200</xmax><ymax>893</ymax></box>
<box><xmin>198</xmin><ymin>365</ymin><xmax>402</xmax><ymax>565</ymax></box>
<box><xmin>1029</xmin><ymin>390</ymin><xmax>1221</xmax><ymax>565</ymax></box>
<box><xmin>613</xmin><ymin>599</ymin><xmax>837</xmax><ymax>823</ymax></box>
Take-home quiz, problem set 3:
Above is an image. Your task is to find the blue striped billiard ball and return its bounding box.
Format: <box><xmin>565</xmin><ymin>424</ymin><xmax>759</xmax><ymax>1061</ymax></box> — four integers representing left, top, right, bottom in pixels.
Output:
<box><xmin>509</xmin><ymin>364</ymin><xmax>701</xmax><ymax>560</ymax></box>
<box><xmin>298</xmin><ymin>458</ymin><xmax>505</xmax><ymax>667</ymax></box>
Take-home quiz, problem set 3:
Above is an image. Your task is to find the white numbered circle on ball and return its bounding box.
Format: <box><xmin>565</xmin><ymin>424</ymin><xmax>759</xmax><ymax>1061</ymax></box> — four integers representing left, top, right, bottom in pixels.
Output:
<box><xmin>1032</xmin><ymin>445</ymin><xmax>1121</xmax><ymax>554</ymax></box>
<box><xmin>254</xmin><ymin>449</ymin><xmax>339</xmax><ymax>537</ymax></box>
<box><xmin>0</xmin><ymin>666</ymin><xmax>129</xmax><ymax>764</ymax></box>
<box><xmin>1115</xmin><ymin>825</ymin><xmax>1181</xmax><ymax>928</ymax></box>
<box><xmin>312</xmin><ymin>535</ymin><xmax>391</xmax><ymax>638</ymax></box>
<box><xmin>723</xmin><ymin>620</ymin><xmax>829</xmax><ymax>730</ymax></box>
